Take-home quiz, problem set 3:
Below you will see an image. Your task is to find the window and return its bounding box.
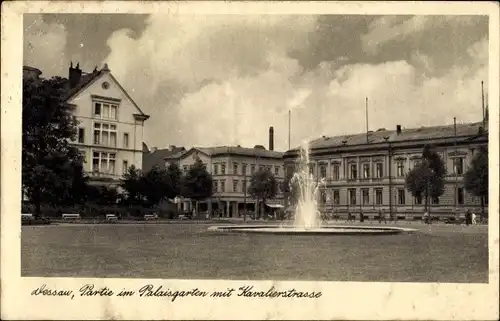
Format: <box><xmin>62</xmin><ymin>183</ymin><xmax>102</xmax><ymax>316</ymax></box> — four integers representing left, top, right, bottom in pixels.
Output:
<box><xmin>332</xmin><ymin>164</ymin><xmax>340</xmax><ymax>180</ymax></box>
<box><xmin>332</xmin><ymin>190</ymin><xmax>340</xmax><ymax>205</ymax></box>
<box><xmin>122</xmin><ymin>160</ymin><xmax>128</xmax><ymax>174</ymax></box>
<box><xmin>362</xmin><ymin>164</ymin><xmax>370</xmax><ymax>179</ymax></box>
<box><xmin>411</xmin><ymin>159</ymin><xmax>421</xmax><ymax>170</ymax></box>
<box><xmin>213</xmin><ymin>164</ymin><xmax>219</xmax><ymax>175</ymax></box>
<box><xmin>233</xmin><ymin>180</ymin><xmax>238</xmax><ymax>192</ymax></box>
<box><xmin>453</xmin><ymin>158</ymin><xmax>464</xmax><ymax>175</ymax></box>
<box><xmin>123</xmin><ymin>133</ymin><xmax>129</xmax><ymax>148</ymax></box>
<box><xmin>94</xmin><ymin>103</ymin><xmax>101</xmax><ymax>116</ymax></box>
<box><xmin>320</xmin><ymin>190</ymin><xmax>327</xmax><ymax>204</ymax></box>
<box><xmin>221</xmin><ymin>164</ymin><xmax>226</xmax><ymax>174</ymax></box>
<box><xmin>220</xmin><ymin>180</ymin><xmax>225</xmax><ymax>192</ymax></box>
<box><xmin>414</xmin><ymin>194</ymin><xmax>422</xmax><ymax>204</ymax></box>
<box><xmin>349</xmin><ymin>164</ymin><xmax>357</xmax><ymax>180</ymax></box>
<box><xmin>375</xmin><ymin>163</ymin><xmax>383</xmax><ymax>178</ymax></box>
<box><xmin>274</xmin><ymin>166</ymin><xmax>279</xmax><ymax>176</ymax></box>
<box><xmin>233</xmin><ymin>163</ymin><xmax>239</xmax><ymax>175</ymax></box>
<box><xmin>93</xmin><ymin>102</ymin><xmax>118</xmax><ymax>120</ymax></box>
<box><xmin>308</xmin><ymin>163</ymin><xmax>315</xmax><ymax>176</ymax></box>
<box><xmin>348</xmin><ymin>189</ymin><xmax>356</xmax><ymax>205</ymax></box>
<box><xmin>213</xmin><ymin>180</ymin><xmax>218</xmax><ymax>192</ymax></box>
<box><xmin>362</xmin><ymin>188</ymin><xmax>369</xmax><ymax>205</ymax></box>
<box><xmin>259</xmin><ymin>165</ymin><xmax>265</xmax><ymax>172</ymax></box>
<box><xmin>397</xmin><ymin>189</ymin><xmax>405</xmax><ymax>205</ymax></box>
<box><xmin>396</xmin><ymin>160</ymin><xmax>405</xmax><ymax>177</ymax></box>
<box><xmin>432</xmin><ymin>196</ymin><xmax>440</xmax><ymax>204</ymax></box>
<box><xmin>77</xmin><ymin>128</ymin><xmax>85</xmax><ymax>143</ymax></box>
<box><xmin>250</xmin><ymin>164</ymin><xmax>256</xmax><ymax>174</ymax></box>
<box><xmin>457</xmin><ymin>187</ymin><xmax>465</xmax><ymax>205</ymax></box>
<box><xmin>242</xmin><ymin>164</ymin><xmax>247</xmax><ymax>176</ymax></box>
<box><xmin>93</xmin><ymin>123</ymin><xmax>116</xmax><ymax>147</ymax></box>
<box><xmin>319</xmin><ymin>165</ymin><xmax>327</xmax><ymax>179</ymax></box>
<box><xmin>375</xmin><ymin>189</ymin><xmax>383</xmax><ymax>205</ymax></box>
<box><xmin>92</xmin><ymin>152</ymin><xmax>116</xmax><ymax>174</ymax></box>
<box><xmin>183</xmin><ymin>165</ymin><xmax>188</xmax><ymax>172</ymax></box>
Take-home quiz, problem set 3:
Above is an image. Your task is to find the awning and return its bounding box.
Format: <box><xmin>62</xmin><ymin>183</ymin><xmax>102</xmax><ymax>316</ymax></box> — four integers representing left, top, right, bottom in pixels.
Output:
<box><xmin>265</xmin><ymin>203</ymin><xmax>284</xmax><ymax>209</ymax></box>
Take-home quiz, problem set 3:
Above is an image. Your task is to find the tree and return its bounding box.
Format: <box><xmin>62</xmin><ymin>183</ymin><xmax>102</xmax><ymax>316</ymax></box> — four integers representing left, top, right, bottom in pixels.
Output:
<box><xmin>464</xmin><ymin>146</ymin><xmax>488</xmax><ymax>217</ymax></box>
<box><xmin>248</xmin><ymin>168</ymin><xmax>278</xmax><ymax>219</ymax></box>
<box><xmin>141</xmin><ymin>166</ymin><xmax>175</xmax><ymax>207</ymax></box>
<box><xmin>120</xmin><ymin>165</ymin><xmax>145</xmax><ymax>205</ymax></box>
<box><xmin>181</xmin><ymin>158</ymin><xmax>213</xmax><ymax>215</ymax></box>
<box><xmin>86</xmin><ymin>185</ymin><xmax>118</xmax><ymax>206</ymax></box>
<box><xmin>22</xmin><ymin>75</ymin><xmax>85</xmax><ymax>217</ymax></box>
<box><xmin>282</xmin><ymin>171</ymin><xmax>300</xmax><ymax>207</ymax></box>
<box><xmin>165</xmin><ymin>163</ymin><xmax>183</xmax><ymax>198</ymax></box>
<box><xmin>405</xmin><ymin>144</ymin><xmax>446</xmax><ymax>213</ymax></box>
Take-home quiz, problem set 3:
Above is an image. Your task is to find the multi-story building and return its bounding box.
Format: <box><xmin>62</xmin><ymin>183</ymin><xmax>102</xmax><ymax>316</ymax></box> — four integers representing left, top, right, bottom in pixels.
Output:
<box><xmin>23</xmin><ymin>63</ymin><xmax>150</xmax><ymax>188</ymax></box>
<box><xmin>164</xmin><ymin>128</ymin><xmax>285</xmax><ymax>217</ymax></box>
<box><xmin>283</xmin><ymin>122</ymin><xmax>488</xmax><ymax>219</ymax></box>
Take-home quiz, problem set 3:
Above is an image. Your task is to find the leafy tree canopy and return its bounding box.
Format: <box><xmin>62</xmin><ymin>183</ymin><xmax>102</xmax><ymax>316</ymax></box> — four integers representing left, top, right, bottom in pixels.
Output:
<box><xmin>248</xmin><ymin>168</ymin><xmax>278</xmax><ymax>202</ymax></box>
<box><xmin>464</xmin><ymin>146</ymin><xmax>488</xmax><ymax>200</ymax></box>
<box><xmin>182</xmin><ymin>158</ymin><xmax>213</xmax><ymax>201</ymax></box>
<box><xmin>22</xmin><ymin>75</ymin><xmax>85</xmax><ymax>215</ymax></box>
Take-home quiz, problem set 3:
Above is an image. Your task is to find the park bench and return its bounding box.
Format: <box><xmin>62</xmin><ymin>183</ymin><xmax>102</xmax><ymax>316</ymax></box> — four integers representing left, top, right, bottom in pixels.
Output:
<box><xmin>144</xmin><ymin>214</ymin><xmax>159</xmax><ymax>221</ymax></box>
<box><xmin>105</xmin><ymin>214</ymin><xmax>118</xmax><ymax>222</ymax></box>
<box><xmin>62</xmin><ymin>213</ymin><xmax>81</xmax><ymax>221</ymax></box>
<box><xmin>21</xmin><ymin>213</ymin><xmax>34</xmax><ymax>221</ymax></box>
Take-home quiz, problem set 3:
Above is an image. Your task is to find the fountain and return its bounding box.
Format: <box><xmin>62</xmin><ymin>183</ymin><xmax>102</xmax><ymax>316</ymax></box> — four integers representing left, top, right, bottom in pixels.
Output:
<box><xmin>291</xmin><ymin>141</ymin><xmax>323</xmax><ymax>230</ymax></box>
<box><xmin>208</xmin><ymin>142</ymin><xmax>416</xmax><ymax>235</ymax></box>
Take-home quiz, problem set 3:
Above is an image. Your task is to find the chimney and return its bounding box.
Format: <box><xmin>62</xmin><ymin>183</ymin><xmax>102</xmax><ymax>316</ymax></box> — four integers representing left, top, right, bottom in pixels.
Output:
<box><xmin>169</xmin><ymin>145</ymin><xmax>176</xmax><ymax>151</ymax></box>
<box><xmin>69</xmin><ymin>61</ymin><xmax>82</xmax><ymax>88</ymax></box>
<box><xmin>269</xmin><ymin>126</ymin><xmax>274</xmax><ymax>151</ymax></box>
<box><xmin>150</xmin><ymin>147</ymin><xmax>157</xmax><ymax>153</ymax></box>
<box><xmin>396</xmin><ymin>125</ymin><xmax>402</xmax><ymax>135</ymax></box>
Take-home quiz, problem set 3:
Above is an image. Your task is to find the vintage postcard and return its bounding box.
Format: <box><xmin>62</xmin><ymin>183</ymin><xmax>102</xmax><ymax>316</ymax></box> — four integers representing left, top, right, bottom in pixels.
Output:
<box><xmin>1</xmin><ymin>1</ymin><xmax>499</xmax><ymax>320</ymax></box>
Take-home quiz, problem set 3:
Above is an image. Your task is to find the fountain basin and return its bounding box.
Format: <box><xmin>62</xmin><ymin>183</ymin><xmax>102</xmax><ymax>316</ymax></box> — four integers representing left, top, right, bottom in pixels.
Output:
<box><xmin>207</xmin><ymin>225</ymin><xmax>417</xmax><ymax>235</ymax></box>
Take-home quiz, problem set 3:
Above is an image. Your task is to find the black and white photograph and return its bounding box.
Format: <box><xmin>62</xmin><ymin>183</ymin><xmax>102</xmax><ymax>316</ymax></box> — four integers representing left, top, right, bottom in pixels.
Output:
<box><xmin>2</xmin><ymin>1</ymin><xmax>499</xmax><ymax>320</ymax></box>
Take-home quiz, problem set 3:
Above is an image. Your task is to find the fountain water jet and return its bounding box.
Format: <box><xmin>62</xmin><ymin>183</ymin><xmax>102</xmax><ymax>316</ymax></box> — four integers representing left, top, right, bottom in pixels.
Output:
<box><xmin>291</xmin><ymin>141</ymin><xmax>324</xmax><ymax>230</ymax></box>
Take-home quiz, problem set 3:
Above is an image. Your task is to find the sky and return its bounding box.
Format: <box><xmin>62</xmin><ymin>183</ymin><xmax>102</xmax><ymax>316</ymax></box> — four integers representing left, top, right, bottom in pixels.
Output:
<box><xmin>23</xmin><ymin>14</ymin><xmax>489</xmax><ymax>151</ymax></box>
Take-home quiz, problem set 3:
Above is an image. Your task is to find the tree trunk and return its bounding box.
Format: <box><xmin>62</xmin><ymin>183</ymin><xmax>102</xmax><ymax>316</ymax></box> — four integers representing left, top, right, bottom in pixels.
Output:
<box><xmin>33</xmin><ymin>187</ymin><xmax>42</xmax><ymax>218</ymax></box>
<box><xmin>480</xmin><ymin>196</ymin><xmax>485</xmax><ymax>218</ymax></box>
<box><xmin>424</xmin><ymin>188</ymin><xmax>429</xmax><ymax>213</ymax></box>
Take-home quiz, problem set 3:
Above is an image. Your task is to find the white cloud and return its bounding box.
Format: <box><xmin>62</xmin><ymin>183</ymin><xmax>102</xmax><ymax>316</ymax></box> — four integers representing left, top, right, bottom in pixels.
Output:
<box><xmin>23</xmin><ymin>15</ymin><xmax>68</xmax><ymax>78</ymax></box>
<box><xmin>102</xmin><ymin>15</ymin><xmax>488</xmax><ymax>151</ymax></box>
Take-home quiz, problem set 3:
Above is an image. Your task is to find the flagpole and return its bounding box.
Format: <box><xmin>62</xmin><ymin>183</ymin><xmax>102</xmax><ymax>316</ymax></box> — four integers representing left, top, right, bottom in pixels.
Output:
<box><xmin>365</xmin><ymin>97</ymin><xmax>369</xmax><ymax>144</ymax></box>
<box><xmin>288</xmin><ymin>110</ymin><xmax>291</xmax><ymax>150</ymax></box>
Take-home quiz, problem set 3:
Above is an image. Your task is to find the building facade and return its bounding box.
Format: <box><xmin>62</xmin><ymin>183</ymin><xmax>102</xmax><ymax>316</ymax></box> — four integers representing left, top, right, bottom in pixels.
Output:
<box><xmin>23</xmin><ymin>63</ymin><xmax>150</xmax><ymax>188</ymax></box>
<box><xmin>283</xmin><ymin>122</ymin><xmax>488</xmax><ymax>218</ymax></box>
<box><xmin>172</xmin><ymin>145</ymin><xmax>285</xmax><ymax>218</ymax></box>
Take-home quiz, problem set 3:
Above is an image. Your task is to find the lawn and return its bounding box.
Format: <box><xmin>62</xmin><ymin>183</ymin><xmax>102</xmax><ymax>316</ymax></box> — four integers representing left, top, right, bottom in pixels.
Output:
<box><xmin>21</xmin><ymin>222</ymin><xmax>488</xmax><ymax>283</ymax></box>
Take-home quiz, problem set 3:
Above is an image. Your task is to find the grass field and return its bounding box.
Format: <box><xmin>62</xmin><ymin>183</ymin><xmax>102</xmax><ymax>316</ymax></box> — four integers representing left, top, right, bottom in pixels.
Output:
<box><xmin>21</xmin><ymin>222</ymin><xmax>488</xmax><ymax>283</ymax></box>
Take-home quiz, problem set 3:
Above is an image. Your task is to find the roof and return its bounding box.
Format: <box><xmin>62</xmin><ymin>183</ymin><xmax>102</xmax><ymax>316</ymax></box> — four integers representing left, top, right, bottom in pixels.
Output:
<box><xmin>63</xmin><ymin>69</ymin><xmax>103</xmax><ymax>101</ymax></box>
<box><xmin>40</xmin><ymin>64</ymin><xmax>149</xmax><ymax>119</ymax></box>
<box><xmin>182</xmin><ymin>146</ymin><xmax>284</xmax><ymax>159</ymax></box>
<box><xmin>142</xmin><ymin>147</ymin><xmax>186</xmax><ymax>172</ymax></box>
<box><xmin>288</xmin><ymin>121</ymin><xmax>487</xmax><ymax>153</ymax></box>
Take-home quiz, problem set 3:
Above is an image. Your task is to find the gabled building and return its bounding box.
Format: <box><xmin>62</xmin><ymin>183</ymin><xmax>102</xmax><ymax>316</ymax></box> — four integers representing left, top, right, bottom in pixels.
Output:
<box><xmin>23</xmin><ymin>63</ymin><xmax>150</xmax><ymax>188</ymax></box>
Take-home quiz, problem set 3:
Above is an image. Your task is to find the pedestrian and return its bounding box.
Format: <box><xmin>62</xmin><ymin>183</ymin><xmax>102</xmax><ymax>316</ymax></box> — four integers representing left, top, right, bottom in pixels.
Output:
<box><xmin>378</xmin><ymin>209</ymin><xmax>382</xmax><ymax>224</ymax></box>
<box><xmin>382</xmin><ymin>209</ymin><xmax>387</xmax><ymax>224</ymax></box>
<box><xmin>423</xmin><ymin>211</ymin><xmax>429</xmax><ymax>224</ymax></box>
<box><xmin>465</xmin><ymin>210</ymin><xmax>471</xmax><ymax>226</ymax></box>
<box><xmin>472</xmin><ymin>212</ymin><xmax>477</xmax><ymax>225</ymax></box>
<box><xmin>360</xmin><ymin>210</ymin><xmax>365</xmax><ymax>223</ymax></box>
